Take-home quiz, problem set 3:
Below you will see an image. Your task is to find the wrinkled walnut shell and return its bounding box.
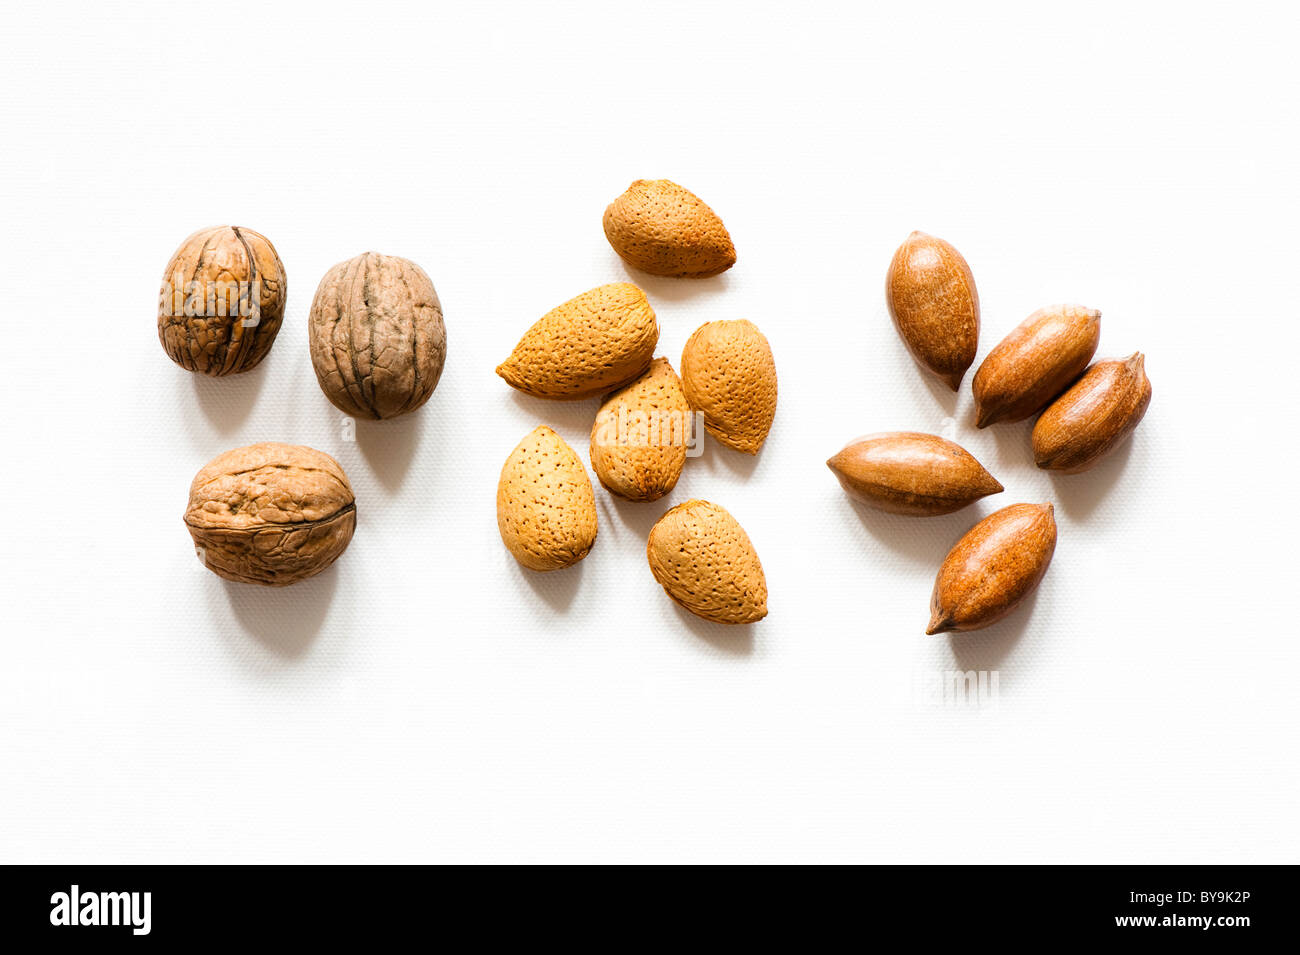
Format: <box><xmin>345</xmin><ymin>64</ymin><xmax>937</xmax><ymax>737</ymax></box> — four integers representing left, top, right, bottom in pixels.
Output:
<box><xmin>157</xmin><ymin>226</ymin><xmax>287</xmax><ymax>376</ymax></box>
<box><xmin>308</xmin><ymin>253</ymin><xmax>447</xmax><ymax>419</ymax></box>
<box><xmin>184</xmin><ymin>443</ymin><xmax>356</xmax><ymax>587</ymax></box>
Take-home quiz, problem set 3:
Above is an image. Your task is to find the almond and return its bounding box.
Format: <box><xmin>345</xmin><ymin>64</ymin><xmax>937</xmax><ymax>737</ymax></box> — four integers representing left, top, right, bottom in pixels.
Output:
<box><xmin>603</xmin><ymin>179</ymin><xmax>736</xmax><ymax>278</ymax></box>
<box><xmin>497</xmin><ymin>426</ymin><xmax>598</xmax><ymax>571</ymax></box>
<box><xmin>928</xmin><ymin>503</ymin><xmax>1057</xmax><ymax>634</ymax></box>
<box><xmin>885</xmin><ymin>231</ymin><xmax>980</xmax><ymax>391</ymax></box>
<box><xmin>972</xmin><ymin>305</ymin><xmax>1101</xmax><ymax>427</ymax></box>
<box><xmin>590</xmin><ymin>358</ymin><xmax>690</xmax><ymax>502</ymax></box>
<box><xmin>826</xmin><ymin>432</ymin><xmax>1003</xmax><ymax>516</ymax></box>
<box><xmin>496</xmin><ymin>283</ymin><xmax>658</xmax><ymax>400</ymax></box>
<box><xmin>1032</xmin><ymin>353</ymin><xmax>1152</xmax><ymax>473</ymax></box>
<box><xmin>679</xmin><ymin>320</ymin><xmax>777</xmax><ymax>454</ymax></box>
<box><xmin>646</xmin><ymin>500</ymin><xmax>767</xmax><ymax>624</ymax></box>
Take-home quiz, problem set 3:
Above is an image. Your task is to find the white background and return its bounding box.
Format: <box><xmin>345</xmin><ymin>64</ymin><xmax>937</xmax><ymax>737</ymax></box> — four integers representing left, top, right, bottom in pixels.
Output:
<box><xmin>1</xmin><ymin>0</ymin><xmax>1297</xmax><ymax>864</ymax></box>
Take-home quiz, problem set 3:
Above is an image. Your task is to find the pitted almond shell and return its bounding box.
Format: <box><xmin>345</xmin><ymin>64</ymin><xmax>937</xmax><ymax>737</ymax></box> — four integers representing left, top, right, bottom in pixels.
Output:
<box><xmin>680</xmin><ymin>319</ymin><xmax>777</xmax><ymax>455</ymax></box>
<box><xmin>885</xmin><ymin>231</ymin><xmax>980</xmax><ymax>391</ymax></box>
<box><xmin>497</xmin><ymin>426</ymin><xmax>598</xmax><ymax>572</ymax></box>
<box><xmin>496</xmin><ymin>283</ymin><xmax>658</xmax><ymax>400</ymax></box>
<box><xmin>590</xmin><ymin>357</ymin><xmax>690</xmax><ymax>502</ymax></box>
<box><xmin>1032</xmin><ymin>353</ymin><xmax>1152</xmax><ymax>473</ymax></box>
<box><xmin>646</xmin><ymin>499</ymin><xmax>767</xmax><ymax>625</ymax></box>
<box><xmin>928</xmin><ymin>503</ymin><xmax>1057</xmax><ymax>634</ymax></box>
<box><xmin>827</xmin><ymin>432</ymin><xmax>1003</xmax><ymax>516</ymax></box>
<box><xmin>603</xmin><ymin>179</ymin><xmax>736</xmax><ymax>278</ymax></box>
<box><xmin>973</xmin><ymin>305</ymin><xmax>1100</xmax><ymax>427</ymax></box>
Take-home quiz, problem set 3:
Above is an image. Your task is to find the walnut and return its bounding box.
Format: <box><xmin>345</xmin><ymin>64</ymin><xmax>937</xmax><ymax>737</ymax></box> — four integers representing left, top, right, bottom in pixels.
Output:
<box><xmin>308</xmin><ymin>252</ymin><xmax>447</xmax><ymax>419</ymax></box>
<box><xmin>184</xmin><ymin>443</ymin><xmax>356</xmax><ymax>586</ymax></box>
<box><xmin>157</xmin><ymin>226</ymin><xmax>287</xmax><ymax>376</ymax></box>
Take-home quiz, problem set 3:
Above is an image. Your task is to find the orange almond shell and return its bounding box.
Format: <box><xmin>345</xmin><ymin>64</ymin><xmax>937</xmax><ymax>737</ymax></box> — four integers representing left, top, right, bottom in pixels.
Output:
<box><xmin>679</xmin><ymin>319</ymin><xmax>777</xmax><ymax>455</ymax></box>
<box><xmin>646</xmin><ymin>499</ymin><xmax>767</xmax><ymax>625</ymax></box>
<box><xmin>928</xmin><ymin>502</ymin><xmax>1057</xmax><ymax>634</ymax></box>
<box><xmin>603</xmin><ymin>179</ymin><xmax>736</xmax><ymax>278</ymax></box>
<box><xmin>589</xmin><ymin>357</ymin><xmax>690</xmax><ymax>502</ymax></box>
<box><xmin>497</xmin><ymin>426</ymin><xmax>598</xmax><ymax>571</ymax></box>
<box><xmin>495</xmin><ymin>283</ymin><xmax>658</xmax><ymax>400</ymax></box>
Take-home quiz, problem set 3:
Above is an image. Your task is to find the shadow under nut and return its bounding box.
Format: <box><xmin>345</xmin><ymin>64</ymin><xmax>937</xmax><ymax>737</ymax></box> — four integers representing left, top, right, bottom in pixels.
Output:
<box><xmin>184</xmin><ymin>442</ymin><xmax>356</xmax><ymax>586</ymax></box>
<box><xmin>885</xmin><ymin>231</ymin><xmax>980</xmax><ymax>391</ymax></box>
<box><xmin>157</xmin><ymin>225</ymin><xmax>287</xmax><ymax>376</ymax></box>
<box><xmin>308</xmin><ymin>252</ymin><xmax>447</xmax><ymax>420</ymax></box>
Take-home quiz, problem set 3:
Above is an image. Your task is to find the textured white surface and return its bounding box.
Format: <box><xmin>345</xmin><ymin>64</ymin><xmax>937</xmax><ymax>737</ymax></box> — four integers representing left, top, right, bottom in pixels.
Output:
<box><xmin>1</xmin><ymin>0</ymin><xmax>1297</xmax><ymax>863</ymax></box>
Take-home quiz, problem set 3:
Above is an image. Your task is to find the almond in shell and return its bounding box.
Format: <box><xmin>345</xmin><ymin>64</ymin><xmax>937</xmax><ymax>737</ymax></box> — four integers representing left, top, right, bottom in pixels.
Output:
<box><xmin>928</xmin><ymin>503</ymin><xmax>1057</xmax><ymax>634</ymax></box>
<box><xmin>496</xmin><ymin>283</ymin><xmax>658</xmax><ymax>400</ymax></box>
<box><xmin>827</xmin><ymin>432</ymin><xmax>1003</xmax><ymax>516</ymax></box>
<box><xmin>590</xmin><ymin>357</ymin><xmax>690</xmax><ymax>502</ymax></box>
<box><xmin>972</xmin><ymin>305</ymin><xmax>1101</xmax><ymax>427</ymax></box>
<box><xmin>885</xmin><ymin>231</ymin><xmax>980</xmax><ymax>390</ymax></box>
<box><xmin>497</xmin><ymin>426</ymin><xmax>598</xmax><ymax>571</ymax></box>
<box><xmin>603</xmin><ymin>179</ymin><xmax>736</xmax><ymax>278</ymax></box>
<box><xmin>646</xmin><ymin>499</ymin><xmax>767</xmax><ymax>624</ymax></box>
<box><xmin>680</xmin><ymin>319</ymin><xmax>777</xmax><ymax>454</ymax></box>
<box><xmin>1032</xmin><ymin>353</ymin><xmax>1152</xmax><ymax>473</ymax></box>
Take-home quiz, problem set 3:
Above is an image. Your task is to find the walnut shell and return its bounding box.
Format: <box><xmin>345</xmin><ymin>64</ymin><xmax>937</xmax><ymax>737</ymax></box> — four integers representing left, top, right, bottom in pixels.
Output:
<box><xmin>308</xmin><ymin>253</ymin><xmax>447</xmax><ymax>419</ymax></box>
<box><xmin>184</xmin><ymin>443</ymin><xmax>356</xmax><ymax>587</ymax></box>
<box><xmin>157</xmin><ymin>226</ymin><xmax>287</xmax><ymax>376</ymax></box>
